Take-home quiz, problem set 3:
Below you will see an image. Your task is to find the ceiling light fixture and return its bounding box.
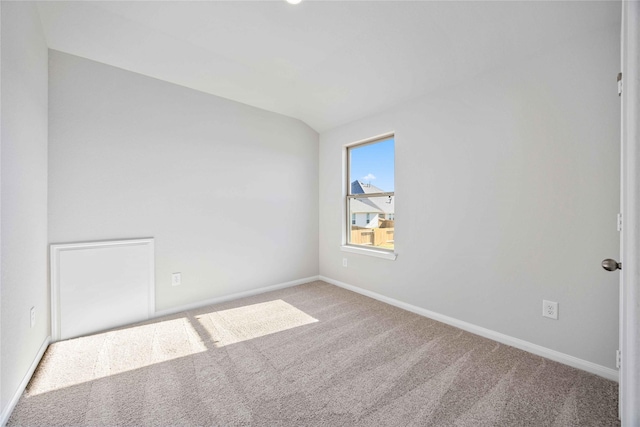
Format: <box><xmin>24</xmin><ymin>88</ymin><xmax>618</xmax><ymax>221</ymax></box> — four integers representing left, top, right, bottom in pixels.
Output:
<box><xmin>286</xmin><ymin>0</ymin><xmax>302</xmax><ymax>4</ymax></box>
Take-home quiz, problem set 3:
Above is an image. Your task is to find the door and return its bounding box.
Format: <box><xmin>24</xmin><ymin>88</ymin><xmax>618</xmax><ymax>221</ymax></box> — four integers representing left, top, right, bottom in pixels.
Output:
<box><xmin>618</xmin><ymin>2</ymin><xmax>639</xmax><ymax>425</ymax></box>
<box><xmin>50</xmin><ymin>238</ymin><xmax>155</xmax><ymax>341</ymax></box>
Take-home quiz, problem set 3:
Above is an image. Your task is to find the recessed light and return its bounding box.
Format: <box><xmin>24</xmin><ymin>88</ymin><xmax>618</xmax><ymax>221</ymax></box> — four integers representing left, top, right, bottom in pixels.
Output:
<box><xmin>286</xmin><ymin>0</ymin><xmax>302</xmax><ymax>4</ymax></box>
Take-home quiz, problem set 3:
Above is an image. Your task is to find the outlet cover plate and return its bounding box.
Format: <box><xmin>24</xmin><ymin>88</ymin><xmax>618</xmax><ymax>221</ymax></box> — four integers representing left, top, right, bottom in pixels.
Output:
<box><xmin>171</xmin><ymin>272</ymin><xmax>182</xmax><ymax>287</ymax></box>
<box><xmin>542</xmin><ymin>300</ymin><xmax>558</xmax><ymax>320</ymax></box>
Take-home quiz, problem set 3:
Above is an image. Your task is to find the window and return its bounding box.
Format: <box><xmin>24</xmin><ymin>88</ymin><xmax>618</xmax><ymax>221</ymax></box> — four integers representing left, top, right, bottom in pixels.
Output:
<box><xmin>346</xmin><ymin>135</ymin><xmax>394</xmax><ymax>251</ymax></box>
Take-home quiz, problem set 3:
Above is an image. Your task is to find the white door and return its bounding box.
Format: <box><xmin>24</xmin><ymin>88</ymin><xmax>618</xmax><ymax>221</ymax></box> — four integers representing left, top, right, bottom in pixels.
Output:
<box><xmin>618</xmin><ymin>2</ymin><xmax>639</xmax><ymax>425</ymax></box>
<box><xmin>51</xmin><ymin>238</ymin><xmax>155</xmax><ymax>341</ymax></box>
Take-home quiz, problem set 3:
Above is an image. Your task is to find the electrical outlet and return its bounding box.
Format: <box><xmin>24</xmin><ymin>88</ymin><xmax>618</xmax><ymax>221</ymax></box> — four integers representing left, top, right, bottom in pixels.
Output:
<box><xmin>171</xmin><ymin>272</ymin><xmax>182</xmax><ymax>287</ymax></box>
<box><xmin>542</xmin><ymin>300</ymin><xmax>558</xmax><ymax>320</ymax></box>
<box><xmin>342</xmin><ymin>258</ymin><xmax>348</xmax><ymax>267</ymax></box>
<box><xmin>30</xmin><ymin>306</ymin><xmax>36</xmax><ymax>328</ymax></box>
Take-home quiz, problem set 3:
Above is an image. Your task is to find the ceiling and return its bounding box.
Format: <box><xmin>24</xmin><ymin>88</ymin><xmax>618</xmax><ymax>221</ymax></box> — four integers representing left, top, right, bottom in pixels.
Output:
<box><xmin>36</xmin><ymin>1</ymin><xmax>621</xmax><ymax>133</ymax></box>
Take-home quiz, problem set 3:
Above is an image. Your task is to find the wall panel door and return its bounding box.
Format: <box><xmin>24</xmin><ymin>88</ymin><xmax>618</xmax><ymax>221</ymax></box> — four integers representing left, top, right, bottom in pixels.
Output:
<box><xmin>51</xmin><ymin>238</ymin><xmax>155</xmax><ymax>341</ymax></box>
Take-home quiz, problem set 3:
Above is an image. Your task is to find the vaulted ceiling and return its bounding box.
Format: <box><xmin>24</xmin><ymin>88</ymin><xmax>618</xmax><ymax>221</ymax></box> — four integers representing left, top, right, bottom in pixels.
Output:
<box><xmin>36</xmin><ymin>1</ymin><xmax>620</xmax><ymax>132</ymax></box>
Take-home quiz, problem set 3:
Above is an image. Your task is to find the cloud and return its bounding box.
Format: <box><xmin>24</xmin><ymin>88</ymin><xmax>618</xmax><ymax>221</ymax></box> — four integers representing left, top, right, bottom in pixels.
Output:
<box><xmin>362</xmin><ymin>173</ymin><xmax>376</xmax><ymax>181</ymax></box>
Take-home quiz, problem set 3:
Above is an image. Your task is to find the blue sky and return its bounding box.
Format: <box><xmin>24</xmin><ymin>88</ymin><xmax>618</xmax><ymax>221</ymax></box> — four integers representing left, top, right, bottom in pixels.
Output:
<box><xmin>350</xmin><ymin>137</ymin><xmax>394</xmax><ymax>192</ymax></box>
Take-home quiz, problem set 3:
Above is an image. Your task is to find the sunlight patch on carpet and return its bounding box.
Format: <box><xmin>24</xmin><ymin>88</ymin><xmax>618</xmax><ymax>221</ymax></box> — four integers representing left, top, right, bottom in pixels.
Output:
<box><xmin>24</xmin><ymin>300</ymin><xmax>317</xmax><ymax>396</ymax></box>
<box><xmin>27</xmin><ymin>317</ymin><xmax>208</xmax><ymax>395</ymax></box>
<box><xmin>195</xmin><ymin>299</ymin><xmax>318</xmax><ymax>347</ymax></box>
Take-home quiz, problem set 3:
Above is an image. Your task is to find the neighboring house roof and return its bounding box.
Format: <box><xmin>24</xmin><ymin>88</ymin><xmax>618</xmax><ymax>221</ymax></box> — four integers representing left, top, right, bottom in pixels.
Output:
<box><xmin>350</xmin><ymin>180</ymin><xmax>394</xmax><ymax>214</ymax></box>
<box><xmin>350</xmin><ymin>198</ymin><xmax>383</xmax><ymax>214</ymax></box>
<box><xmin>351</xmin><ymin>180</ymin><xmax>386</xmax><ymax>195</ymax></box>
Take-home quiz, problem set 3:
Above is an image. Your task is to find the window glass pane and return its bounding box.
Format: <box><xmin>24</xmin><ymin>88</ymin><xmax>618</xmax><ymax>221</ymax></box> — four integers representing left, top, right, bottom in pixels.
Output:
<box><xmin>348</xmin><ymin>196</ymin><xmax>394</xmax><ymax>250</ymax></box>
<box><xmin>349</xmin><ymin>137</ymin><xmax>394</xmax><ymax>194</ymax></box>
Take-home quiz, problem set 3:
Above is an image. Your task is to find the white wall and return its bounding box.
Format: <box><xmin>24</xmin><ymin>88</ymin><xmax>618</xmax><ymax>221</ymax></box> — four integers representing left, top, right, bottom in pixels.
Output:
<box><xmin>320</xmin><ymin>26</ymin><xmax>621</xmax><ymax>369</ymax></box>
<box><xmin>1</xmin><ymin>1</ymin><xmax>49</xmax><ymax>417</ymax></box>
<box><xmin>49</xmin><ymin>51</ymin><xmax>319</xmax><ymax>312</ymax></box>
<box><xmin>353</xmin><ymin>213</ymin><xmax>379</xmax><ymax>229</ymax></box>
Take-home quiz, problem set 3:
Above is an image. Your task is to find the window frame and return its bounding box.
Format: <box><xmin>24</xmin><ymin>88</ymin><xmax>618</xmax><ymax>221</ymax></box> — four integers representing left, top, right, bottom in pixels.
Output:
<box><xmin>344</xmin><ymin>133</ymin><xmax>396</xmax><ymax>259</ymax></box>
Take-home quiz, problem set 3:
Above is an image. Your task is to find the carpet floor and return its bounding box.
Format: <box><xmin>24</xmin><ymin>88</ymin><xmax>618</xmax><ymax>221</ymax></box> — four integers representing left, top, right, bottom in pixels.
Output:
<box><xmin>9</xmin><ymin>281</ymin><xmax>619</xmax><ymax>426</ymax></box>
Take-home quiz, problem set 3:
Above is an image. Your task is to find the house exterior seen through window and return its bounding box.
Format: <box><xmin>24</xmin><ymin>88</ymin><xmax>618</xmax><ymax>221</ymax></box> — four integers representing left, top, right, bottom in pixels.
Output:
<box><xmin>347</xmin><ymin>135</ymin><xmax>394</xmax><ymax>251</ymax></box>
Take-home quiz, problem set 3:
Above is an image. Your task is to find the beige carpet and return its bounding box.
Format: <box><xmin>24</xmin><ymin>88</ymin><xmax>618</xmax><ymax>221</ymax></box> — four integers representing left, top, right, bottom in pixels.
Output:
<box><xmin>9</xmin><ymin>281</ymin><xmax>619</xmax><ymax>426</ymax></box>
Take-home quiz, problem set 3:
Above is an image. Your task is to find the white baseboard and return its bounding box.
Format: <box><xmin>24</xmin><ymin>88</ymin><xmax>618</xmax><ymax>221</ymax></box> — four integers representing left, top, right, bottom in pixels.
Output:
<box><xmin>1</xmin><ymin>336</ymin><xmax>51</xmax><ymax>427</ymax></box>
<box><xmin>154</xmin><ymin>275</ymin><xmax>321</xmax><ymax>318</ymax></box>
<box><xmin>319</xmin><ymin>276</ymin><xmax>619</xmax><ymax>382</ymax></box>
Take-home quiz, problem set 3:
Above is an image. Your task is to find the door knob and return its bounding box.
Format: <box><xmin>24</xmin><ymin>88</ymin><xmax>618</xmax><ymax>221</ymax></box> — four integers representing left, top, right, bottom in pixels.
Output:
<box><xmin>602</xmin><ymin>259</ymin><xmax>621</xmax><ymax>271</ymax></box>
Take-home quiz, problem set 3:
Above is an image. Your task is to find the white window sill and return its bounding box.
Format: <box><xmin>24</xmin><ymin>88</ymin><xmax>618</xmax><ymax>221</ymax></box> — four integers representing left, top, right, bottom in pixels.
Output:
<box><xmin>340</xmin><ymin>245</ymin><xmax>397</xmax><ymax>260</ymax></box>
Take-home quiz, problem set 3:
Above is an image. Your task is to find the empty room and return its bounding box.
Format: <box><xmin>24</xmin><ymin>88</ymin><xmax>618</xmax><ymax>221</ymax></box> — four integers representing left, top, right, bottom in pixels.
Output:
<box><xmin>2</xmin><ymin>0</ymin><xmax>639</xmax><ymax>426</ymax></box>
